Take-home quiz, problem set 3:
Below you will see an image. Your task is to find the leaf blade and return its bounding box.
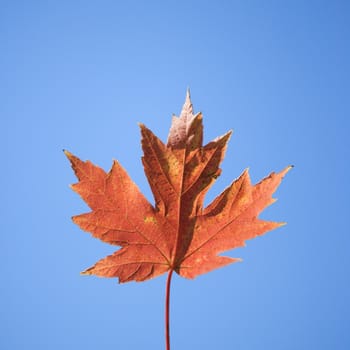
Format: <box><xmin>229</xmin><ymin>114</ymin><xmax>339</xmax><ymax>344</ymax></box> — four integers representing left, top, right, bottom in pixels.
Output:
<box><xmin>65</xmin><ymin>93</ymin><xmax>291</xmax><ymax>282</ymax></box>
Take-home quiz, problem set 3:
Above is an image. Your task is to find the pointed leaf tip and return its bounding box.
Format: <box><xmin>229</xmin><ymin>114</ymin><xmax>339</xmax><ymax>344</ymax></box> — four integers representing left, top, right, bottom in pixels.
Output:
<box><xmin>64</xmin><ymin>149</ymin><xmax>73</xmax><ymax>159</ymax></box>
<box><xmin>186</xmin><ymin>88</ymin><xmax>191</xmax><ymax>101</ymax></box>
<box><xmin>181</xmin><ymin>89</ymin><xmax>193</xmax><ymax>115</ymax></box>
<box><xmin>281</xmin><ymin>165</ymin><xmax>293</xmax><ymax>177</ymax></box>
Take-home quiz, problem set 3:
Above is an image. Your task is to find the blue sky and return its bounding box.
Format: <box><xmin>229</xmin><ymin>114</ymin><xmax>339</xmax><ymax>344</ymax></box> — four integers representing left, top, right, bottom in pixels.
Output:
<box><xmin>1</xmin><ymin>1</ymin><xmax>349</xmax><ymax>349</ymax></box>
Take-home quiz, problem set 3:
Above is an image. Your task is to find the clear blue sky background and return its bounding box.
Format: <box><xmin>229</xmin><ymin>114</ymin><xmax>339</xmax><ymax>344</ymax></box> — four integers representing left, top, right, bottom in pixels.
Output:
<box><xmin>1</xmin><ymin>1</ymin><xmax>349</xmax><ymax>349</ymax></box>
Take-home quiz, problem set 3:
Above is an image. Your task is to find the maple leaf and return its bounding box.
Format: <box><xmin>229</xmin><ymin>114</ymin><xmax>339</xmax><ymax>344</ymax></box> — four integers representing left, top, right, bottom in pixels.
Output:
<box><xmin>65</xmin><ymin>91</ymin><xmax>291</xmax><ymax>283</ymax></box>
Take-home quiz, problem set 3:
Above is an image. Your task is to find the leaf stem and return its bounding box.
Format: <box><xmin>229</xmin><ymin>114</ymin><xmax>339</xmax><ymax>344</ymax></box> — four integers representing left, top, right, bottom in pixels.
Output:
<box><xmin>165</xmin><ymin>269</ymin><xmax>174</xmax><ymax>350</ymax></box>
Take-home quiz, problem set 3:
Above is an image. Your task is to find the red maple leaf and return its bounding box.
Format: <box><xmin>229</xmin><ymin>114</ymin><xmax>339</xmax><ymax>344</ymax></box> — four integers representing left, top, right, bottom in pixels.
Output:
<box><xmin>65</xmin><ymin>91</ymin><xmax>291</xmax><ymax>349</ymax></box>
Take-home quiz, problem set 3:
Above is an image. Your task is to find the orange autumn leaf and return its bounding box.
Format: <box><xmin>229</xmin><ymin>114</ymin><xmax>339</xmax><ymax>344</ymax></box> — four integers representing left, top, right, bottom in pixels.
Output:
<box><xmin>65</xmin><ymin>92</ymin><xmax>291</xmax><ymax>283</ymax></box>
